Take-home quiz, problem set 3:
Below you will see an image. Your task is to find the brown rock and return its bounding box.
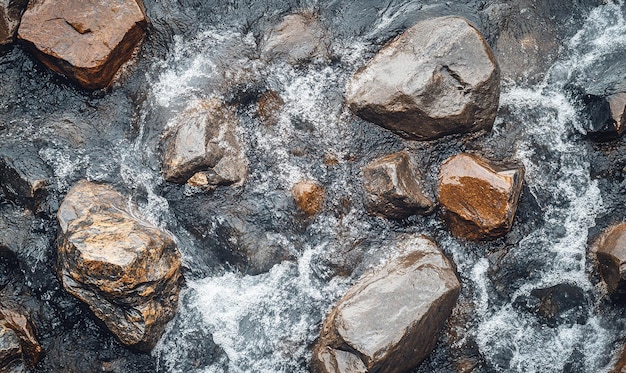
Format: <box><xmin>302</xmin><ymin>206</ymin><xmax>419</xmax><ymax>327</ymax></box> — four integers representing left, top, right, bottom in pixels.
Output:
<box><xmin>593</xmin><ymin>223</ymin><xmax>626</xmax><ymax>298</ymax></box>
<box><xmin>0</xmin><ymin>0</ymin><xmax>29</xmax><ymax>45</ymax></box>
<box><xmin>258</xmin><ymin>90</ymin><xmax>284</xmax><ymax>126</ymax></box>
<box><xmin>611</xmin><ymin>343</ymin><xmax>626</xmax><ymax>373</ymax></box>
<box><xmin>608</xmin><ymin>93</ymin><xmax>626</xmax><ymax>137</ymax></box>
<box><xmin>0</xmin><ymin>324</ymin><xmax>22</xmax><ymax>373</ymax></box>
<box><xmin>363</xmin><ymin>151</ymin><xmax>434</xmax><ymax>219</ymax></box>
<box><xmin>0</xmin><ymin>306</ymin><xmax>41</xmax><ymax>368</ymax></box>
<box><xmin>17</xmin><ymin>0</ymin><xmax>147</xmax><ymax>89</ymax></box>
<box><xmin>312</xmin><ymin>235</ymin><xmax>460</xmax><ymax>373</ymax></box>
<box><xmin>162</xmin><ymin>99</ymin><xmax>247</xmax><ymax>188</ymax></box>
<box><xmin>438</xmin><ymin>153</ymin><xmax>524</xmax><ymax>240</ymax></box>
<box><xmin>57</xmin><ymin>180</ymin><xmax>182</xmax><ymax>351</ymax></box>
<box><xmin>292</xmin><ymin>181</ymin><xmax>325</xmax><ymax>216</ymax></box>
<box><xmin>345</xmin><ymin>16</ymin><xmax>500</xmax><ymax>140</ymax></box>
<box><xmin>260</xmin><ymin>12</ymin><xmax>330</xmax><ymax>65</ymax></box>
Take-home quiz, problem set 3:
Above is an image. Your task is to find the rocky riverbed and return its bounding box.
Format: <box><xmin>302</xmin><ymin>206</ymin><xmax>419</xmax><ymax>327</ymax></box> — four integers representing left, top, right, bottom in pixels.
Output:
<box><xmin>2</xmin><ymin>0</ymin><xmax>626</xmax><ymax>372</ymax></box>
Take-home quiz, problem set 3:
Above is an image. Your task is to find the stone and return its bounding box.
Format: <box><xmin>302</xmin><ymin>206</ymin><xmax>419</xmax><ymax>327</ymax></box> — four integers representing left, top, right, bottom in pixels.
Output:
<box><xmin>258</xmin><ymin>90</ymin><xmax>284</xmax><ymax>126</ymax></box>
<box><xmin>162</xmin><ymin>99</ymin><xmax>247</xmax><ymax>189</ymax></box>
<box><xmin>312</xmin><ymin>235</ymin><xmax>460</xmax><ymax>373</ymax></box>
<box><xmin>363</xmin><ymin>151</ymin><xmax>434</xmax><ymax>219</ymax></box>
<box><xmin>438</xmin><ymin>153</ymin><xmax>524</xmax><ymax>240</ymax></box>
<box><xmin>0</xmin><ymin>324</ymin><xmax>23</xmax><ymax>373</ymax></box>
<box><xmin>17</xmin><ymin>0</ymin><xmax>147</xmax><ymax>89</ymax></box>
<box><xmin>512</xmin><ymin>284</ymin><xmax>588</xmax><ymax>327</ymax></box>
<box><xmin>260</xmin><ymin>12</ymin><xmax>330</xmax><ymax>65</ymax></box>
<box><xmin>57</xmin><ymin>180</ymin><xmax>182</xmax><ymax>351</ymax></box>
<box><xmin>577</xmin><ymin>91</ymin><xmax>626</xmax><ymax>140</ymax></box>
<box><xmin>593</xmin><ymin>223</ymin><xmax>626</xmax><ymax>299</ymax></box>
<box><xmin>0</xmin><ymin>306</ymin><xmax>42</xmax><ymax>368</ymax></box>
<box><xmin>0</xmin><ymin>142</ymin><xmax>51</xmax><ymax>210</ymax></box>
<box><xmin>612</xmin><ymin>343</ymin><xmax>626</xmax><ymax>373</ymax></box>
<box><xmin>345</xmin><ymin>16</ymin><xmax>500</xmax><ymax>141</ymax></box>
<box><xmin>0</xmin><ymin>0</ymin><xmax>28</xmax><ymax>45</ymax></box>
<box><xmin>292</xmin><ymin>181</ymin><xmax>325</xmax><ymax>216</ymax></box>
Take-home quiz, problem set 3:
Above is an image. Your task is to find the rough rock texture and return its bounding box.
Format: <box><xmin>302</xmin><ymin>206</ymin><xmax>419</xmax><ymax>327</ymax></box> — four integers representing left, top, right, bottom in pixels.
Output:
<box><xmin>438</xmin><ymin>153</ymin><xmax>524</xmax><ymax>240</ymax></box>
<box><xmin>258</xmin><ymin>90</ymin><xmax>284</xmax><ymax>126</ymax></box>
<box><xmin>57</xmin><ymin>181</ymin><xmax>182</xmax><ymax>352</ymax></box>
<box><xmin>260</xmin><ymin>12</ymin><xmax>330</xmax><ymax>64</ymax></box>
<box><xmin>162</xmin><ymin>99</ymin><xmax>248</xmax><ymax>189</ymax></box>
<box><xmin>0</xmin><ymin>324</ymin><xmax>22</xmax><ymax>373</ymax></box>
<box><xmin>292</xmin><ymin>180</ymin><xmax>325</xmax><ymax>216</ymax></box>
<box><xmin>0</xmin><ymin>142</ymin><xmax>51</xmax><ymax>210</ymax></box>
<box><xmin>593</xmin><ymin>223</ymin><xmax>626</xmax><ymax>299</ymax></box>
<box><xmin>363</xmin><ymin>151</ymin><xmax>434</xmax><ymax>219</ymax></box>
<box><xmin>345</xmin><ymin>16</ymin><xmax>500</xmax><ymax>140</ymax></box>
<box><xmin>0</xmin><ymin>305</ymin><xmax>42</xmax><ymax>372</ymax></box>
<box><xmin>577</xmin><ymin>91</ymin><xmax>626</xmax><ymax>140</ymax></box>
<box><xmin>512</xmin><ymin>283</ymin><xmax>588</xmax><ymax>327</ymax></box>
<box><xmin>17</xmin><ymin>0</ymin><xmax>147</xmax><ymax>89</ymax></box>
<box><xmin>0</xmin><ymin>0</ymin><xmax>29</xmax><ymax>45</ymax></box>
<box><xmin>312</xmin><ymin>235</ymin><xmax>460</xmax><ymax>373</ymax></box>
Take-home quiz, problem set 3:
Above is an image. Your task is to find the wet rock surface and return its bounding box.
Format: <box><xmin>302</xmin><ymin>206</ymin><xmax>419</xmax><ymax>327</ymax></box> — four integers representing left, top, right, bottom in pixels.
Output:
<box><xmin>0</xmin><ymin>142</ymin><xmax>51</xmax><ymax>211</ymax></box>
<box><xmin>312</xmin><ymin>235</ymin><xmax>460</xmax><ymax>373</ymax></box>
<box><xmin>162</xmin><ymin>99</ymin><xmax>248</xmax><ymax>189</ymax></box>
<box><xmin>593</xmin><ymin>223</ymin><xmax>626</xmax><ymax>299</ymax></box>
<box><xmin>57</xmin><ymin>180</ymin><xmax>182</xmax><ymax>351</ymax></box>
<box><xmin>17</xmin><ymin>0</ymin><xmax>147</xmax><ymax>89</ymax></box>
<box><xmin>345</xmin><ymin>16</ymin><xmax>500</xmax><ymax>140</ymax></box>
<box><xmin>0</xmin><ymin>305</ymin><xmax>42</xmax><ymax>369</ymax></box>
<box><xmin>363</xmin><ymin>151</ymin><xmax>434</xmax><ymax>219</ymax></box>
<box><xmin>513</xmin><ymin>284</ymin><xmax>589</xmax><ymax>327</ymax></box>
<box><xmin>575</xmin><ymin>91</ymin><xmax>626</xmax><ymax>141</ymax></box>
<box><xmin>292</xmin><ymin>180</ymin><xmax>325</xmax><ymax>217</ymax></box>
<box><xmin>0</xmin><ymin>0</ymin><xmax>28</xmax><ymax>45</ymax></box>
<box><xmin>438</xmin><ymin>153</ymin><xmax>524</xmax><ymax>240</ymax></box>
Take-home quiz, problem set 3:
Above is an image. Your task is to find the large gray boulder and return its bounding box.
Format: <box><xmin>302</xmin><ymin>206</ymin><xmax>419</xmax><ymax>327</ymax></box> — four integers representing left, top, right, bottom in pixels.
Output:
<box><xmin>346</xmin><ymin>16</ymin><xmax>500</xmax><ymax>141</ymax></box>
<box><xmin>57</xmin><ymin>181</ymin><xmax>182</xmax><ymax>351</ymax></box>
<box><xmin>0</xmin><ymin>0</ymin><xmax>29</xmax><ymax>45</ymax></box>
<box><xmin>312</xmin><ymin>235</ymin><xmax>460</xmax><ymax>373</ymax></box>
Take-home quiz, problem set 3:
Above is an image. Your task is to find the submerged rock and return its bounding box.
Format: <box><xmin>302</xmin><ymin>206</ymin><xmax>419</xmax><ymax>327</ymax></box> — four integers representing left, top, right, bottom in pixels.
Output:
<box><xmin>260</xmin><ymin>12</ymin><xmax>330</xmax><ymax>65</ymax></box>
<box><xmin>57</xmin><ymin>181</ymin><xmax>182</xmax><ymax>351</ymax></box>
<box><xmin>512</xmin><ymin>283</ymin><xmax>588</xmax><ymax>327</ymax></box>
<box><xmin>362</xmin><ymin>151</ymin><xmax>434</xmax><ymax>219</ymax></box>
<box><xmin>578</xmin><ymin>91</ymin><xmax>626</xmax><ymax>140</ymax></box>
<box><xmin>438</xmin><ymin>153</ymin><xmax>524</xmax><ymax>240</ymax></box>
<box><xmin>292</xmin><ymin>180</ymin><xmax>325</xmax><ymax>216</ymax></box>
<box><xmin>312</xmin><ymin>235</ymin><xmax>460</xmax><ymax>373</ymax></box>
<box><xmin>345</xmin><ymin>16</ymin><xmax>500</xmax><ymax>141</ymax></box>
<box><xmin>0</xmin><ymin>0</ymin><xmax>28</xmax><ymax>45</ymax></box>
<box><xmin>17</xmin><ymin>0</ymin><xmax>147</xmax><ymax>89</ymax></box>
<box><xmin>0</xmin><ymin>305</ymin><xmax>42</xmax><ymax>371</ymax></box>
<box><xmin>162</xmin><ymin>99</ymin><xmax>247</xmax><ymax>189</ymax></box>
<box><xmin>593</xmin><ymin>223</ymin><xmax>626</xmax><ymax>299</ymax></box>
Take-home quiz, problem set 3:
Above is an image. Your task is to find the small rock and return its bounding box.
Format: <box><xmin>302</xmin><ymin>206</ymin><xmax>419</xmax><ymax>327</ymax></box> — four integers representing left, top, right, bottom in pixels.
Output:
<box><xmin>345</xmin><ymin>16</ymin><xmax>500</xmax><ymax>140</ymax></box>
<box><xmin>258</xmin><ymin>90</ymin><xmax>284</xmax><ymax>126</ymax></box>
<box><xmin>611</xmin><ymin>343</ymin><xmax>626</xmax><ymax>373</ymax></box>
<box><xmin>512</xmin><ymin>284</ymin><xmax>588</xmax><ymax>327</ymax></box>
<box><xmin>311</xmin><ymin>235</ymin><xmax>460</xmax><ymax>373</ymax></box>
<box><xmin>0</xmin><ymin>306</ymin><xmax>42</xmax><ymax>368</ymax></box>
<box><xmin>593</xmin><ymin>223</ymin><xmax>626</xmax><ymax>299</ymax></box>
<box><xmin>0</xmin><ymin>143</ymin><xmax>51</xmax><ymax>211</ymax></box>
<box><xmin>0</xmin><ymin>324</ymin><xmax>23</xmax><ymax>373</ymax></box>
<box><xmin>57</xmin><ymin>181</ymin><xmax>182</xmax><ymax>351</ymax></box>
<box><xmin>18</xmin><ymin>0</ymin><xmax>147</xmax><ymax>89</ymax></box>
<box><xmin>260</xmin><ymin>12</ymin><xmax>330</xmax><ymax>65</ymax></box>
<box><xmin>577</xmin><ymin>91</ymin><xmax>626</xmax><ymax>140</ymax></box>
<box><xmin>363</xmin><ymin>151</ymin><xmax>434</xmax><ymax>219</ymax></box>
<box><xmin>162</xmin><ymin>99</ymin><xmax>247</xmax><ymax>189</ymax></box>
<box><xmin>292</xmin><ymin>181</ymin><xmax>325</xmax><ymax>216</ymax></box>
<box><xmin>0</xmin><ymin>0</ymin><xmax>29</xmax><ymax>45</ymax></box>
<box><xmin>438</xmin><ymin>153</ymin><xmax>524</xmax><ymax>240</ymax></box>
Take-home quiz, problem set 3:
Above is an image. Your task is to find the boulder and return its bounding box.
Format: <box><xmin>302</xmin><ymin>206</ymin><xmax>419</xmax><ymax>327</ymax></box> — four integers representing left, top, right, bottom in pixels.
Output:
<box><xmin>438</xmin><ymin>153</ymin><xmax>524</xmax><ymax>240</ymax></box>
<box><xmin>312</xmin><ymin>235</ymin><xmax>460</xmax><ymax>373</ymax></box>
<box><xmin>260</xmin><ymin>12</ymin><xmax>330</xmax><ymax>65</ymax></box>
<box><xmin>593</xmin><ymin>223</ymin><xmax>626</xmax><ymax>299</ymax></box>
<box><xmin>0</xmin><ymin>0</ymin><xmax>29</xmax><ymax>45</ymax></box>
<box><xmin>362</xmin><ymin>151</ymin><xmax>434</xmax><ymax>219</ymax></box>
<box><xmin>0</xmin><ymin>305</ymin><xmax>42</xmax><ymax>371</ymax></box>
<box><xmin>345</xmin><ymin>16</ymin><xmax>500</xmax><ymax>141</ymax></box>
<box><xmin>162</xmin><ymin>99</ymin><xmax>248</xmax><ymax>189</ymax></box>
<box><xmin>57</xmin><ymin>181</ymin><xmax>182</xmax><ymax>351</ymax></box>
<box><xmin>292</xmin><ymin>180</ymin><xmax>325</xmax><ymax>216</ymax></box>
<box><xmin>577</xmin><ymin>91</ymin><xmax>626</xmax><ymax>140</ymax></box>
<box><xmin>17</xmin><ymin>0</ymin><xmax>147</xmax><ymax>89</ymax></box>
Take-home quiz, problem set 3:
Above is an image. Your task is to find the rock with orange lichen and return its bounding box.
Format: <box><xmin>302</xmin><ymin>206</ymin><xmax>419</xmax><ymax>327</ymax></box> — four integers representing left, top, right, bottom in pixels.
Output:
<box><xmin>17</xmin><ymin>0</ymin><xmax>147</xmax><ymax>89</ymax></box>
<box><xmin>438</xmin><ymin>153</ymin><xmax>524</xmax><ymax>240</ymax></box>
<box><xmin>57</xmin><ymin>180</ymin><xmax>182</xmax><ymax>352</ymax></box>
<box><xmin>292</xmin><ymin>181</ymin><xmax>325</xmax><ymax>216</ymax></box>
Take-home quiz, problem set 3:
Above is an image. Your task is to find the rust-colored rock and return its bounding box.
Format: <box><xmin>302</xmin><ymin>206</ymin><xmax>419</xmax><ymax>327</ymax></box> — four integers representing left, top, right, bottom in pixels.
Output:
<box><xmin>363</xmin><ymin>151</ymin><xmax>434</xmax><ymax>219</ymax></box>
<box><xmin>17</xmin><ymin>0</ymin><xmax>147</xmax><ymax>89</ymax></box>
<box><xmin>57</xmin><ymin>180</ymin><xmax>182</xmax><ymax>352</ymax></box>
<box><xmin>292</xmin><ymin>181</ymin><xmax>325</xmax><ymax>216</ymax></box>
<box><xmin>312</xmin><ymin>235</ymin><xmax>460</xmax><ymax>373</ymax></box>
<box><xmin>0</xmin><ymin>0</ymin><xmax>29</xmax><ymax>45</ymax></box>
<box><xmin>162</xmin><ymin>99</ymin><xmax>248</xmax><ymax>189</ymax></box>
<box><xmin>0</xmin><ymin>305</ymin><xmax>41</xmax><ymax>371</ymax></box>
<box><xmin>593</xmin><ymin>223</ymin><xmax>626</xmax><ymax>299</ymax></box>
<box><xmin>438</xmin><ymin>153</ymin><xmax>524</xmax><ymax>240</ymax></box>
<box><xmin>258</xmin><ymin>90</ymin><xmax>284</xmax><ymax>126</ymax></box>
<box><xmin>611</xmin><ymin>343</ymin><xmax>626</xmax><ymax>373</ymax></box>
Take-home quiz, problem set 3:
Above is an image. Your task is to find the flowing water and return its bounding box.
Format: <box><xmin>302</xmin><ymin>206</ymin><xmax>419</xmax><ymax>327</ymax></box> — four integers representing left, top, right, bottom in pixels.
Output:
<box><xmin>2</xmin><ymin>1</ymin><xmax>626</xmax><ymax>372</ymax></box>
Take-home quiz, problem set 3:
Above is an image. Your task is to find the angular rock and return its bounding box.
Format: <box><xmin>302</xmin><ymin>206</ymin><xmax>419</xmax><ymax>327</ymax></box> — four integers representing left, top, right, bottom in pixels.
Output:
<box><xmin>257</xmin><ymin>90</ymin><xmax>284</xmax><ymax>126</ymax></box>
<box><xmin>577</xmin><ymin>91</ymin><xmax>626</xmax><ymax>140</ymax></box>
<box><xmin>260</xmin><ymin>12</ymin><xmax>330</xmax><ymax>65</ymax></box>
<box><xmin>512</xmin><ymin>284</ymin><xmax>588</xmax><ymax>327</ymax></box>
<box><xmin>17</xmin><ymin>0</ymin><xmax>147</xmax><ymax>89</ymax></box>
<box><xmin>0</xmin><ymin>306</ymin><xmax>41</xmax><ymax>368</ymax></box>
<box><xmin>292</xmin><ymin>180</ymin><xmax>325</xmax><ymax>216</ymax></box>
<box><xmin>438</xmin><ymin>153</ymin><xmax>524</xmax><ymax>240</ymax></box>
<box><xmin>363</xmin><ymin>151</ymin><xmax>434</xmax><ymax>219</ymax></box>
<box><xmin>312</xmin><ymin>235</ymin><xmax>460</xmax><ymax>373</ymax></box>
<box><xmin>0</xmin><ymin>324</ymin><xmax>23</xmax><ymax>373</ymax></box>
<box><xmin>0</xmin><ymin>0</ymin><xmax>29</xmax><ymax>45</ymax></box>
<box><xmin>162</xmin><ymin>99</ymin><xmax>248</xmax><ymax>189</ymax></box>
<box><xmin>593</xmin><ymin>223</ymin><xmax>626</xmax><ymax>299</ymax></box>
<box><xmin>57</xmin><ymin>180</ymin><xmax>182</xmax><ymax>351</ymax></box>
<box><xmin>345</xmin><ymin>16</ymin><xmax>500</xmax><ymax>141</ymax></box>
<box><xmin>0</xmin><ymin>142</ymin><xmax>51</xmax><ymax>210</ymax></box>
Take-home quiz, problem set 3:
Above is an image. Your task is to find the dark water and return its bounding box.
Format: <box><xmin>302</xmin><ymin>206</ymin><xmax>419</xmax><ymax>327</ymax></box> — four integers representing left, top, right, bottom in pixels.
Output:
<box><xmin>2</xmin><ymin>0</ymin><xmax>626</xmax><ymax>372</ymax></box>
